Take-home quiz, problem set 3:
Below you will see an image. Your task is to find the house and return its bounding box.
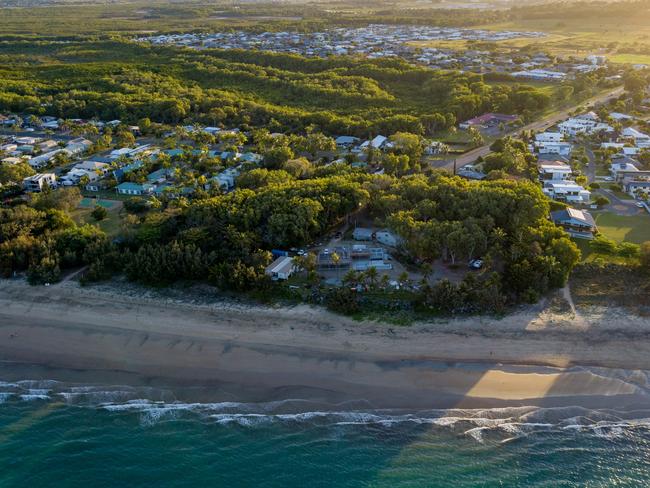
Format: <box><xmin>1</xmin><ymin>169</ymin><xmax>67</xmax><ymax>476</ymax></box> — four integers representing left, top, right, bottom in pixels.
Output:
<box><xmin>60</xmin><ymin>168</ymin><xmax>99</xmax><ymax>186</ymax></box>
<box><xmin>28</xmin><ymin>149</ymin><xmax>68</xmax><ymax>169</ymax></box>
<box><xmin>621</xmin><ymin>127</ymin><xmax>650</xmax><ymax>144</ymax></box>
<box><xmin>210</xmin><ymin>167</ymin><xmax>241</xmax><ymax>190</ymax></box>
<box><xmin>609</xmin><ymin>112</ymin><xmax>633</xmax><ymax>121</ymax></box>
<box><xmin>147</xmin><ymin>168</ymin><xmax>171</xmax><ymax>183</ymax></box>
<box><xmin>424</xmin><ymin>141</ymin><xmax>448</xmax><ymax>155</ymax></box>
<box><xmin>239</xmin><ymin>152</ymin><xmax>263</xmax><ymax>164</ymax></box>
<box><xmin>115</xmin><ymin>182</ymin><xmax>154</xmax><ymax>196</ymax></box>
<box><xmin>610</xmin><ymin>161</ymin><xmax>639</xmax><ymax>179</ymax></box>
<box><xmin>23</xmin><ymin>173</ymin><xmax>56</xmax><ymax>192</ymax></box>
<box><xmin>457</xmin><ymin>167</ymin><xmax>486</xmax><ymax>180</ymax></box>
<box><xmin>511</xmin><ymin>69</ymin><xmax>566</xmax><ymax>81</ymax></box>
<box><xmin>535</xmin><ymin>132</ymin><xmax>563</xmax><ymax>143</ymax></box>
<box><xmin>265</xmin><ymin>256</ymin><xmax>295</xmax><ymax>281</ymax></box>
<box><xmin>353</xmin><ymin>227</ymin><xmax>374</xmax><ymax>241</ymax></box>
<box><xmin>74</xmin><ymin>160</ymin><xmax>111</xmax><ymax>176</ymax></box>
<box><xmin>359</xmin><ymin>135</ymin><xmax>389</xmax><ymax>151</ymax></box>
<box><xmin>543</xmin><ymin>181</ymin><xmax>591</xmax><ymax>204</ymax></box>
<box><xmin>624</xmin><ymin>179</ymin><xmax>650</xmax><ymax>198</ymax></box>
<box><xmin>65</xmin><ymin>138</ymin><xmax>93</xmax><ymax>155</ymax></box>
<box><xmin>1</xmin><ymin>156</ymin><xmax>23</xmax><ymax>165</ymax></box>
<box><xmin>335</xmin><ymin>136</ymin><xmax>361</xmax><ymax>148</ymax></box>
<box><xmin>113</xmin><ymin>160</ymin><xmax>144</xmax><ymax>182</ymax></box>
<box><xmin>459</xmin><ymin>113</ymin><xmax>519</xmax><ymax>130</ymax></box>
<box><xmin>535</xmin><ymin>141</ymin><xmax>572</xmax><ymax>156</ymax></box>
<box><xmin>41</xmin><ymin>120</ymin><xmax>59</xmax><ymax>130</ymax></box>
<box><xmin>37</xmin><ymin>140</ymin><xmax>59</xmax><ymax>152</ymax></box>
<box><xmin>539</xmin><ymin>161</ymin><xmax>572</xmax><ymax>181</ymax></box>
<box><xmin>375</xmin><ymin>230</ymin><xmax>401</xmax><ymax>247</ymax></box>
<box><xmin>551</xmin><ymin>208</ymin><xmax>597</xmax><ymax>239</ymax></box>
<box><xmin>558</xmin><ymin>113</ymin><xmax>612</xmax><ymax>136</ymax></box>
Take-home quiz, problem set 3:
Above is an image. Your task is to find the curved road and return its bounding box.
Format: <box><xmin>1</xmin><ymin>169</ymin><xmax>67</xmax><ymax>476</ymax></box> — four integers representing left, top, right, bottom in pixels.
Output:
<box><xmin>436</xmin><ymin>86</ymin><xmax>625</xmax><ymax>172</ymax></box>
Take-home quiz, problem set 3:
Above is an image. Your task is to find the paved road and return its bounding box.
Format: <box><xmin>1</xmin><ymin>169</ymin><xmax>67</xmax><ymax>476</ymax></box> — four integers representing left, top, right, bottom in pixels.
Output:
<box><xmin>434</xmin><ymin>86</ymin><xmax>625</xmax><ymax>172</ymax></box>
<box><xmin>595</xmin><ymin>188</ymin><xmax>643</xmax><ymax>216</ymax></box>
<box><xmin>584</xmin><ymin>145</ymin><xmax>596</xmax><ymax>183</ymax></box>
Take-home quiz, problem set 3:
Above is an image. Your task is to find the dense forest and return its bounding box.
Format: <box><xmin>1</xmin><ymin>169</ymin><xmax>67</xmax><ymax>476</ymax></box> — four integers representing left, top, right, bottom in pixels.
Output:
<box><xmin>0</xmin><ymin>151</ymin><xmax>581</xmax><ymax>315</ymax></box>
<box><xmin>0</xmin><ymin>38</ymin><xmax>573</xmax><ymax>137</ymax></box>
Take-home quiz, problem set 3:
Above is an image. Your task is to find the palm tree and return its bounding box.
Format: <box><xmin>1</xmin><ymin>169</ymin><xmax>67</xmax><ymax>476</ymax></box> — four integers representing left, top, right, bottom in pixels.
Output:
<box><xmin>365</xmin><ymin>266</ymin><xmax>378</xmax><ymax>289</ymax></box>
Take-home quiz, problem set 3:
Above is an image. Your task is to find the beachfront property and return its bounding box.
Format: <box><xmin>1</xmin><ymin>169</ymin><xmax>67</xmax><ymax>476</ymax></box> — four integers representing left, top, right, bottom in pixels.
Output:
<box><xmin>22</xmin><ymin>173</ymin><xmax>56</xmax><ymax>192</ymax></box>
<box><xmin>542</xmin><ymin>181</ymin><xmax>591</xmax><ymax>204</ymax></box>
<box><xmin>265</xmin><ymin>256</ymin><xmax>296</xmax><ymax>281</ymax></box>
<box><xmin>550</xmin><ymin>208</ymin><xmax>597</xmax><ymax>239</ymax></box>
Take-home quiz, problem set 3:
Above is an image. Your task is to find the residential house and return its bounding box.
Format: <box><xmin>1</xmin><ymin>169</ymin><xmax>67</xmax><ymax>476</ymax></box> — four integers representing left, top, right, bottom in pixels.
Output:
<box><xmin>115</xmin><ymin>182</ymin><xmax>154</xmax><ymax>196</ymax></box>
<box><xmin>265</xmin><ymin>256</ymin><xmax>296</xmax><ymax>281</ymax></box>
<box><xmin>542</xmin><ymin>181</ymin><xmax>591</xmax><ymax>204</ymax></box>
<box><xmin>359</xmin><ymin>135</ymin><xmax>389</xmax><ymax>151</ymax></box>
<box><xmin>65</xmin><ymin>138</ymin><xmax>93</xmax><ymax>155</ymax></box>
<box><xmin>23</xmin><ymin>173</ymin><xmax>56</xmax><ymax>192</ymax></box>
<box><xmin>610</xmin><ymin>161</ymin><xmax>639</xmax><ymax>179</ymax></box>
<box><xmin>535</xmin><ymin>132</ymin><xmax>563</xmax><ymax>143</ymax></box>
<box><xmin>459</xmin><ymin>113</ymin><xmax>519</xmax><ymax>130</ymax></box>
<box><xmin>621</xmin><ymin>127</ymin><xmax>650</xmax><ymax>145</ymax></box>
<box><xmin>37</xmin><ymin>140</ymin><xmax>59</xmax><ymax>152</ymax></box>
<box><xmin>74</xmin><ymin>160</ymin><xmax>111</xmax><ymax>176</ymax></box>
<box><xmin>539</xmin><ymin>161</ymin><xmax>572</xmax><ymax>181</ymax></box>
<box><xmin>335</xmin><ymin>136</ymin><xmax>361</xmax><ymax>148</ymax></box>
<box><xmin>147</xmin><ymin>168</ymin><xmax>171</xmax><ymax>183</ymax></box>
<box><xmin>60</xmin><ymin>168</ymin><xmax>99</xmax><ymax>186</ymax></box>
<box><xmin>28</xmin><ymin>149</ymin><xmax>68</xmax><ymax>169</ymax></box>
<box><xmin>535</xmin><ymin>141</ymin><xmax>572</xmax><ymax>156</ymax></box>
<box><xmin>550</xmin><ymin>208</ymin><xmax>597</xmax><ymax>239</ymax></box>
<box><xmin>624</xmin><ymin>179</ymin><xmax>650</xmax><ymax>199</ymax></box>
<box><xmin>113</xmin><ymin>160</ymin><xmax>144</xmax><ymax>182</ymax></box>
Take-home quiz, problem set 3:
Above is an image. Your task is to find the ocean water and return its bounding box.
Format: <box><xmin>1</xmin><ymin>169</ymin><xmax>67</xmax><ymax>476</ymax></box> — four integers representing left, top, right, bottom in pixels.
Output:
<box><xmin>1</xmin><ymin>380</ymin><xmax>650</xmax><ymax>487</ymax></box>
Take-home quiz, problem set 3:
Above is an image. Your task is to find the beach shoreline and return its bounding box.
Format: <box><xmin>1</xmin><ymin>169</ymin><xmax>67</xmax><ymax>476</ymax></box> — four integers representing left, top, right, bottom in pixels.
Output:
<box><xmin>2</xmin><ymin>278</ymin><xmax>650</xmax><ymax>410</ymax></box>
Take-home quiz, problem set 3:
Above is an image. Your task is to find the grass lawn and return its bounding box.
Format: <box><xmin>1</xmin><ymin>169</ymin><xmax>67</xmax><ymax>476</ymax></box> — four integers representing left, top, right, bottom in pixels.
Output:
<box><xmin>592</xmin><ymin>211</ymin><xmax>650</xmax><ymax>244</ymax></box>
<box><xmin>573</xmin><ymin>238</ymin><xmax>639</xmax><ymax>265</ymax></box>
<box><xmin>71</xmin><ymin>203</ymin><xmax>123</xmax><ymax>237</ymax></box>
<box><xmin>607</xmin><ymin>53</ymin><xmax>650</xmax><ymax>65</ymax></box>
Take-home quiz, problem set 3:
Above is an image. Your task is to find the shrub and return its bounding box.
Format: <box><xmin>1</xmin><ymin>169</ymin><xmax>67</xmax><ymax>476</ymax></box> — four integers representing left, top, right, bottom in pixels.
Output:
<box><xmin>91</xmin><ymin>205</ymin><xmax>108</xmax><ymax>221</ymax></box>
<box><xmin>590</xmin><ymin>236</ymin><xmax>618</xmax><ymax>255</ymax></box>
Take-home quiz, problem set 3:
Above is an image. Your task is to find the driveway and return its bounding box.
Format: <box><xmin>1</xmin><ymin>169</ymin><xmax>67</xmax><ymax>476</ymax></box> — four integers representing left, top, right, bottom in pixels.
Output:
<box><xmin>595</xmin><ymin>188</ymin><xmax>643</xmax><ymax>216</ymax></box>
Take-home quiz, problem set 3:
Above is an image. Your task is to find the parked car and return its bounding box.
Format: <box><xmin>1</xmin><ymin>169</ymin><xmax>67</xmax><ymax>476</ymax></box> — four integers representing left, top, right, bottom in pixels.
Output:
<box><xmin>469</xmin><ymin>259</ymin><xmax>483</xmax><ymax>270</ymax></box>
<box><xmin>636</xmin><ymin>201</ymin><xmax>645</xmax><ymax>208</ymax></box>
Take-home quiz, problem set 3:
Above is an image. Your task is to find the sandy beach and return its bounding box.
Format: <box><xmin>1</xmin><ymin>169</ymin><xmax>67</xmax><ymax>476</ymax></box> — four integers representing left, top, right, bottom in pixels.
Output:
<box><xmin>1</xmin><ymin>279</ymin><xmax>650</xmax><ymax>410</ymax></box>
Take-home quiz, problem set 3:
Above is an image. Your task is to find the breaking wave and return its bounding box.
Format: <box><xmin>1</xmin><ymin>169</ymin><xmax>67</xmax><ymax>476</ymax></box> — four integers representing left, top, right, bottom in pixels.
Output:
<box><xmin>2</xmin><ymin>380</ymin><xmax>650</xmax><ymax>442</ymax></box>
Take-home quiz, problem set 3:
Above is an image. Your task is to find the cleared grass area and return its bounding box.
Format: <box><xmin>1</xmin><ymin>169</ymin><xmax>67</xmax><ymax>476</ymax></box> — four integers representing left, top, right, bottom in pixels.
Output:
<box><xmin>70</xmin><ymin>201</ymin><xmax>124</xmax><ymax>238</ymax></box>
<box><xmin>593</xmin><ymin>211</ymin><xmax>650</xmax><ymax>244</ymax></box>
<box><xmin>573</xmin><ymin>238</ymin><xmax>639</xmax><ymax>266</ymax></box>
<box><xmin>607</xmin><ymin>53</ymin><xmax>650</xmax><ymax>65</ymax></box>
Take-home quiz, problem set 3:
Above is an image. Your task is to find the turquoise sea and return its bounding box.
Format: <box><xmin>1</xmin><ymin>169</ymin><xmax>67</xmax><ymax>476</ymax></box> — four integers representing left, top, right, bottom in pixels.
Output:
<box><xmin>1</xmin><ymin>379</ymin><xmax>650</xmax><ymax>487</ymax></box>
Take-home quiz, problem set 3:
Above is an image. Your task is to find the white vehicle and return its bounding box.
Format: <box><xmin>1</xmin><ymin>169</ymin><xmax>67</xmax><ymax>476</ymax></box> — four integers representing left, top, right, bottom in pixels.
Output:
<box><xmin>469</xmin><ymin>259</ymin><xmax>484</xmax><ymax>270</ymax></box>
<box><xmin>636</xmin><ymin>202</ymin><xmax>645</xmax><ymax>208</ymax></box>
